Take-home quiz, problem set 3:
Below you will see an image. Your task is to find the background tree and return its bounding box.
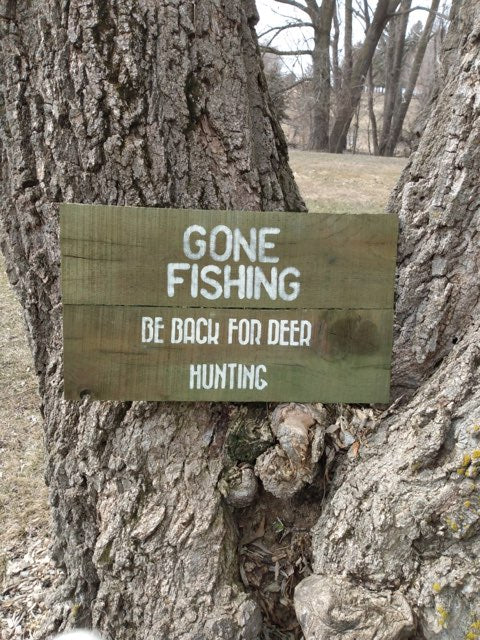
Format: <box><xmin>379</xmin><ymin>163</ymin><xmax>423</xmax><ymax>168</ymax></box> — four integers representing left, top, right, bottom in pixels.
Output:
<box><xmin>261</xmin><ymin>0</ymin><xmax>448</xmax><ymax>156</ymax></box>
<box><xmin>309</xmin><ymin>0</ymin><xmax>336</xmax><ymax>150</ymax></box>
<box><xmin>331</xmin><ymin>2</ymin><xmax>342</xmax><ymax>97</ymax></box>
<box><xmin>295</xmin><ymin>1</ymin><xmax>480</xmax><ymax>637</ymax></box>
<box><xmin>378</xmin><ymin>0</ymin><xmax>411</xmax><ymax>155</ymax></box>
<box><xmin>343</xmin><ymin>0</ymin><xmax>353</xmax><ymax>85</ymax></box>
<box><xmin>261</xmin><ymin>0</ymin><xmax>336</xmax><ymax>151</ymax></box>
<box><xmin>329</xmin><ymin>0</ymin><xmax>401</xmax><ymax>153</ymax></box>
<box><xmin>0</xmin><ymin>1</ymin><xmax>304</xmax><ymax>638</ymax></box>
<box><xmin>383</xmin><ymin>0</ymin><xmax>442</xmax><ymax>156</ymax></box>
<box><xmin>363</xmin><ymin>0</ymin><xmax>381</xmax><ymax>154</ymax></box>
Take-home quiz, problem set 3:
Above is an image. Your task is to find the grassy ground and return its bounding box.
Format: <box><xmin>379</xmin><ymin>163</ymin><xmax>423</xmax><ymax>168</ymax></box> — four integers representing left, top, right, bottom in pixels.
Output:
<box><xmin>0</xmin><ymin>151</ymin><xmax>406</xmax><ymax>638</ymax></box>
<box><xmin>289</xmin><ymin>150</ymin><xmax>406</xmax><ymax>214</ymax></box>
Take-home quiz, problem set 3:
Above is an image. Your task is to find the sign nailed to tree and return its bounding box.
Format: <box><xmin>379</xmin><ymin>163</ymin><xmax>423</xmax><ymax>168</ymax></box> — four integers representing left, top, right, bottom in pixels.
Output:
<box><xmin>61</xmin><ymin>204</ymin><xmax>398</xmax><ymax>403</ymax></box>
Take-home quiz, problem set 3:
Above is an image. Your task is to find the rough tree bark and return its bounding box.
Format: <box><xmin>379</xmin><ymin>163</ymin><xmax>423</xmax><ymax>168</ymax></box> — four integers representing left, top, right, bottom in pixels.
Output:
<box><xmin>329</xmin><ymin>0</ymin><xmax>401</xmax><ymax>154</ymax></box>
<box><xmin>0</xmin><ymin>1</ymin><xmax>304</xmax><ymax>638</ymax></box>
<box><xmin>295</xmin><ymin>2</ymin><xmax>480</xmax><ymax>638</ymax></box>
<box><xmin>2</xmin><ymin>0</ymin><xmax>479</xmax><ymax>639</ymax></box>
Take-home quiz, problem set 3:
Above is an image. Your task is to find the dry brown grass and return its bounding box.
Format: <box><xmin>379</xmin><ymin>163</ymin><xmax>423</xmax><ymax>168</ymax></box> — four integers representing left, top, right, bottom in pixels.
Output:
<box><xmin>289</xmin><ymin>150</ymin><xmax>406</xmax><ymax>214</ymax></box>
<box><xmin>0</xmin><ymin>257</ymin><xmax>49</xmax><ymax>562</ymax></box>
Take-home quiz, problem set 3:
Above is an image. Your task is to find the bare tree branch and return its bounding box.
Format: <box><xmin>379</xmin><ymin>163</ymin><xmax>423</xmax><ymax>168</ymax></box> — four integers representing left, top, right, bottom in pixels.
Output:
<box><xmin>258</xmin><ymin>21</ymin><xmax>313</xmax><ymax>39</ymax></box>
<box><xmin>261</xmin><ymin>46</ymin><xmax>313</xmax><ymax>56</ymax></box>
<box><xmin>354</xmin><ymin>0</ymin><xmax>369</xmax><ymax>24</ymax></box>
<box><xmin>390</xmin><ymin>5</ymin><xmax>450</xmax><ymax>19</ymax></box>
<box><xmin>271</xmin><ymin>0</ymin><xmax>313</xmax><ymax>18</ymax></box>
<box><xmin>272</xmin><ymin>77</ymin><xmax>311</xmax><ymax>96</ymax></box>
<box><xmin>304</xmin><ymin>0</ymin><xmax>321</xmax><ymax>17</ymax></box>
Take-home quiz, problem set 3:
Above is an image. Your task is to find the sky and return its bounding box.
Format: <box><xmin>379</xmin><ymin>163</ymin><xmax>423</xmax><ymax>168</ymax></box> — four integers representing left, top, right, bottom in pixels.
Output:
<box><xmin>255</xmin><ymin>0</ymin><xmax>437</xmax><ymax>76</ymax></box>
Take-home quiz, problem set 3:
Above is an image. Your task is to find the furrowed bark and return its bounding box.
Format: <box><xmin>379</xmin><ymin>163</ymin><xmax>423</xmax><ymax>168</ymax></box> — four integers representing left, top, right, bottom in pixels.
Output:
<box><xmin>0</xmin><ymin>1</ymin><xmax>304</xmax><ymax>638</ymax></box>
<box><xmin>296</xmin><ymin>2</ymin><xmax>480</xmax><ymax>638</ymax></box>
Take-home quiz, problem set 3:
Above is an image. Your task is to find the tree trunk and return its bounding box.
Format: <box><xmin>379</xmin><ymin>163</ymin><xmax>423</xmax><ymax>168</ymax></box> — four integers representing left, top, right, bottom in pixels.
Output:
<box><xmin>379</xmin><ymin>0</ymin><xmax>411</xmax><ymax>155</ymax></box>
<box><xmin>308</xmin><ymin>0</ymin><xmax>335</xmax><ymax>151</ymax></box>
<box><xmin>344</xmin><ymin>0</ymin><xmax>353</xmax><ymax>89</ymax></box>
<box><xmin>332</xmin><ymin>2</ymin><xmax>341</xmax><ymax>97</ymax></box>
<box><xmin>0</xmin><ymin>1</ymin><xmax>304</xmax><ymax>638</ymax></box>
<box><xmin>351</xmin><ymin>101</ymin><xmax>361</xmax><ymax>154</ymax></box>
<box><xmin>381</xmin><ymin>10</ymin><xmax>399</xmax><ymax>142</ymax></box>
<box><xmin>295</xmin><ymin>2</ymin><xmax>480</xmax><ymax>638</ymax></box>
<box><xmin>367</xmin><ymin>67</ymin><xmax>380</xmax><ymax>155</ymax></box>
<box><xmin>364</xmin><ymin>0</ymin><xmax>380</xmax><ymax>155</ymax></box>
<box><xmin>329</xmin><ymin>0</ymin><xmax>401</xmax><ymax>154</ymax></box>
<box><xmin>384</xmin><ymin>0</ymin><xmax>441</xmax><ymax>156</ymax></box>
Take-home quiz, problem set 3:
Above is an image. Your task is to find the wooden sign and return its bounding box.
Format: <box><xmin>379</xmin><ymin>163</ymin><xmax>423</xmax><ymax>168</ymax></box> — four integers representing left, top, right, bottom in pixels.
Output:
<box><xmin>61</xmin><ymin>204</ymin><xmax>398</xmax><ymax>403</ymax></box>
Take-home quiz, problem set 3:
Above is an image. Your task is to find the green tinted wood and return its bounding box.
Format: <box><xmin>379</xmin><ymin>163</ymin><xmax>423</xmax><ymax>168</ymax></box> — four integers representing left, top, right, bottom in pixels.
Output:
<box><xmin>63</xmin><ymin>306</ymin><xmax>393</xmax><ymax>402</ymax></box>
<box><xmin>60</xmin><ymin>204</ymin><xmax>398</xmax><ymax>309</ymax></box>
<box><xmin>61</xmin><ymin>204</ymin><xmax>398</xmax><ymax>403</ymax></box>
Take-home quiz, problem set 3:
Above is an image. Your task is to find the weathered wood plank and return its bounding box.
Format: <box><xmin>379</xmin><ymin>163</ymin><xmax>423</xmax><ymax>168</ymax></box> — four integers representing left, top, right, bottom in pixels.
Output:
<box><xmin>63</xmin><ymin>306</ymin><xmax>394</xmax><ymax>402</ymax></box>
<box><xmin>61</xmin><ymin>204</ymin><xmax>398</xmax><ymax>402</ymax></box>
<box><xmin>60</xmin><ymin>204</ymin><xmax>398</xmax><ymax>310</ymax></box>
